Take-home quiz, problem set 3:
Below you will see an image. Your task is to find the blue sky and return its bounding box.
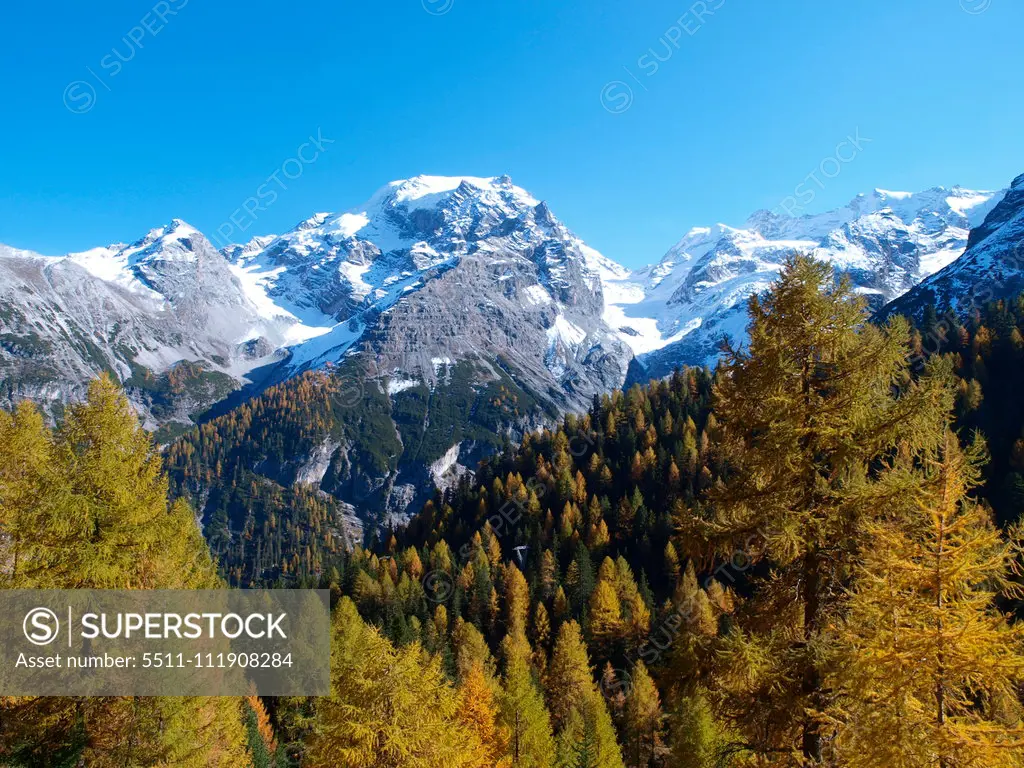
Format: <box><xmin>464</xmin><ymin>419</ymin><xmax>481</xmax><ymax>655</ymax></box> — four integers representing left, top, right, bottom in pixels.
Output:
<box><xmin>1</xmin><ymin>0</ymin><xmax>1022</xmax><ymax>268</ymax></box>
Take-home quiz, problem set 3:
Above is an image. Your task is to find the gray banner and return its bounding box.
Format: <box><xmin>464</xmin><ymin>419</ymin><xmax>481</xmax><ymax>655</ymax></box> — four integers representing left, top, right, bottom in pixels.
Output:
<box><xmin>0</xmin><ymin>589</ymin><xmax>330</xmax><ymax>696</ymax></box>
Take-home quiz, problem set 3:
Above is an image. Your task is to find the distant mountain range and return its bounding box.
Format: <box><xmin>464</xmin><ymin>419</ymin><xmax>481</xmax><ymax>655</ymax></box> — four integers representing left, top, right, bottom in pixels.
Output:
<box><xmin>2</xmin><ymin>171</ymin><xmax>1021</xmax><ymax>524</ymax></box>
<box><xmin>880</xmin><ymin>173</ymin><xmax>1024</xmax><ymax>322</ymax></box>
<box><xmin>0</xmin><ymin>176</ymin><xmax>632</xmax><ymax>436</ymax></box>
<box><xmin>610</xmin><ymin>184</ymin><xmax>1004</xmax><ymax>380</ymax></box>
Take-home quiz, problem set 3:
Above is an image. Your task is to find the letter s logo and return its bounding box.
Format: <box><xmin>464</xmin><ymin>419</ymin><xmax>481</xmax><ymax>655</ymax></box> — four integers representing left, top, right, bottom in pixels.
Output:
<box><xmin>24</xmin><ymin>607</ymin><xmax>60</xmax><ymax>646</ymax></box>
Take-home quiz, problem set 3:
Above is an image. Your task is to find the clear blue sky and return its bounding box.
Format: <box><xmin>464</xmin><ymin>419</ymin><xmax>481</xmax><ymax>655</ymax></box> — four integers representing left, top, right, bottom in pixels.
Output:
<box><xmin>1</xmin><ymin>0</ymin><xmax>1022</xmax><ymax>267</ymax></box>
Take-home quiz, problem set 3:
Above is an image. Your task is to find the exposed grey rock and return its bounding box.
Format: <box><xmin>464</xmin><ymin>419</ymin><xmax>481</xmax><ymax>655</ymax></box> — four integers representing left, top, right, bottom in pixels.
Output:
<box><xmin>0</xmin><ymin>223</ymin><xmax>298</xmax><ymax>429</ymax></box>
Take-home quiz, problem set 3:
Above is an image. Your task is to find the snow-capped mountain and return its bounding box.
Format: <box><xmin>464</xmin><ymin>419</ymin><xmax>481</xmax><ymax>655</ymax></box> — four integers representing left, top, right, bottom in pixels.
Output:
<box><xmin>2</xmin><ymin>173</ymin><xmax>1016</xmax><ymax>524</ymax></box>
<box><xmin>0</xmin><ymin>176</ymin><xmax>631</xmax><ymax>447</ymax></box>
<box><xmin>606</xmin><ymin>184</ymin><xmax>1004</xmax><ymax>380</ymax></box>
<box><xmin>221</xmin><ymin>175</ymin><xmax>628</xmax><ymax>394</ymax></box>
<box><xmin>0</xmin><ymin>222</ymin><xmax>304</xmax><ymax>429</ymax></box>
<box><xmin>881</xmin><ymin>173</ymin><xmax>1024</xmax><ymax>321</ymax></box>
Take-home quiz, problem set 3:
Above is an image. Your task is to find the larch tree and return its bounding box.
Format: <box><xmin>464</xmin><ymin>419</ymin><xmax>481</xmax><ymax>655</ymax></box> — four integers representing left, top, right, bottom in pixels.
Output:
<box><xmin>458</xmin><ymin>659</ymin><xmax>512</xmax><ymax>768</ymax></box>
<box><xmin>454</xmin><ymin>619</ymin><xmax>496</xmax><ymax>684</ymax></box>
<box><xmin>833</xmin><ymin>430</ymin><xmax>1024</xmax><ymax>768</ymax></box>
<box><xmin>588</xmin><ymin>577</ymin><xmax>624</xmax><ymax>661</ymax></box>
<box><xmin>623</xmin><ymin>662</ymin><xmax>664</xmax><ymax>768</ymax></box>
<box><xmin>614</xmin><ymin>557</ymin><xmax>651</xmax><ymax>652</ymax></box>
<box><xmin>308</xmin><ymin>597</ymin><xmax>483</xmax><ymax>768</ymax></box>
<box><xmin>244</xmin><ymin>691</ymin><xmax>278</xmax><ymax>768</ymax></box>
<box><xmin>499</xmin><ymin>633</ymin><xmax>557</xmax><ymax>768</ymax></box>
<box><xmin>533</xmin><ymin>601</ymin><xmax>553</xmax><ymax>675</ymax></box>
<box><xmin>675</xmin><ymin>256</ymin><xmax>954</xmax><ymax>764</ymax></box>
<box><xmin>668</xmin><ymin>687</ymin><xmax>731</xmax><ymax>768</ymax></box>
<box><xmin>0</xmin><ymin>376</ymin><xmax>248</xmax><ymax>767</ymax></box>
<box><xmin>548</xmin><ymin>621</ymin><xmax>625</xmax><ymax>768</ymax></box>
<box><xmin>504</xmin><ymin>563</ymin><xmax>531</xmax><ymax>639</ymax></box>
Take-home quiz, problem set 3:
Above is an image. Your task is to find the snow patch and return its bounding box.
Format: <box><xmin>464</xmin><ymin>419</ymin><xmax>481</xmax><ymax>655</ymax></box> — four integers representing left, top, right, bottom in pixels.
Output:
<box><xmin>329</xmin><ymin>212</ymin><xmax>370</xmax><ymax>238</ymax></box>
<box><xmin>524</xmin><ymin>284</ymin><xmax>552</xmax><ymax>305</ymax></box>
<box><xmin>228</xmin><ymin>261</ymin><xmax>333</xmax><ymax>344</ymax></box>
<box><xmin>431</xmin><ymin>356</ymin><xmax>454</xmax><ymax>373</ymax></box>
<box><xmin>339</xmin><ymin>260</ymin><xmax>374</xmax><ymax>299</ymax></box>
<box><xmin>547</xmin><ymin>315</ymin><xmax>586</xmax><ymax>348</ymax></box>
<box><xmin>387</xmin><ymin>377</ymin><xmax>419</xmax><ymax>395</ymax></box>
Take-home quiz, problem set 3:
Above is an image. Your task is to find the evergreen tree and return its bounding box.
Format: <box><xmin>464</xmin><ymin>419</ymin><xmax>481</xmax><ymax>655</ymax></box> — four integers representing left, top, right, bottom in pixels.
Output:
<box><xmin>244</xmin><ymin>693</ymin><xmax>278</xmax><ymax>768</ymax></box>
<box><xmin>308</xmin><ymin>598</ymin><xmax>483</xmax><ymax>767</ymax></box>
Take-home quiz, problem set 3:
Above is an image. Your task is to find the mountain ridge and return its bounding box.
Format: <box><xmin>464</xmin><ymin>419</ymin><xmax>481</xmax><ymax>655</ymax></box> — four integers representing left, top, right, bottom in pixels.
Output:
<box><xmin>2</xmin><ymin>172</ymin><xmax>1016</xmax><ymax>526</ymax></box>
<box><xmin>2</xmin><ymin>174</ymin><xmax>1007</xmax><ymax>411</ymax></box>
<box><xmin>610</xmin><ymin>183</ymin><xmax>1004</xmax><ymax>380</ymax></box>
<box><xmin>879</xmin><ymin>173</ymin><xmax>1024</xmax><ymax>322</ymax></box>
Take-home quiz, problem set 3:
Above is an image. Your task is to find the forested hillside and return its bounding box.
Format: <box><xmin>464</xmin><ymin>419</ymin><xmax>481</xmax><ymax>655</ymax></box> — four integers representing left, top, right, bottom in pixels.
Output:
<box><xmin>913</xmin><ymin>299</ymin><xmax>1024</xmax><ymax>527</ymax></box>
<box><xmin>165</xmin><ymin>355</ymin><xmax>552</xmax><ymax>586</ymax></box>
<box><xmin>4</xmin><ymin>256</ymin><xmax>1024</xmax><ymax>766</ymax></box>
<box><xmin>292</xmin><ymin>257</ymin><xmax>1024</xmax><ymax>766</ymax></box>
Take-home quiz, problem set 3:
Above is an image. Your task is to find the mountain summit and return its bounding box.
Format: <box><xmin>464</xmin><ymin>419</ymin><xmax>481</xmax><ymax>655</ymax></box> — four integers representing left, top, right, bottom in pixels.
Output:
<box><xmin>222</xmin><ymin>174</ymin><xmax>627</xmax><ymax>389</ymax></box>
<box><xmin>0</xmin><ymin>173</ymin><xmax>1014</xmax><ymax>524</ymax></box>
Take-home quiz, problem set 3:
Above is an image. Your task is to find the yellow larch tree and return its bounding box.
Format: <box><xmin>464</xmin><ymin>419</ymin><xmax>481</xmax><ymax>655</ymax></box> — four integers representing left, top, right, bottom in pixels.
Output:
<box><xmin>0</xmin><ymin>376</ymin><xmax>248</xmax><ymax>767</ymax></box>
<box><xmin>675</xmin><ymin>257</ymin><xmax>953</xmax><ymax>764</ymax></box>
<box><xmin>458</xmin><ymin>659</ymin><xmax>512</xmax><ymax>768</ymax></box>
<box><xmin>833</xmin><ymin>430</ymin><xmax>1024</xmax><ymax>768</ymax></box>
<box><xmin>307</xmin><ymin>597</ymin><xmax>484</xmax><ymax>768</ymax></box>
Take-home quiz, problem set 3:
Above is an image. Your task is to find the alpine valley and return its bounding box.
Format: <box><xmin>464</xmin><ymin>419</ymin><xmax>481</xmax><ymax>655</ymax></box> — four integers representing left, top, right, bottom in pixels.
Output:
<box><xmin>2</xmin><ymin>172</ymin><xmax>1022</xmax><ymax>542</ymax></box>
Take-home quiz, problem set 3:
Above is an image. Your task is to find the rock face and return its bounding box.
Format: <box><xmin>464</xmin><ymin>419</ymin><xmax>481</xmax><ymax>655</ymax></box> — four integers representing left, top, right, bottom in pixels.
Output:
<box><xmin>1</xmin><ymin>176</ymin><xmax>631</xmax><ymax>425</ymax></box>
<box><xmin>0</xmin><ymin>222</ymin><xmax>301</xmax><ymax>433</ymax></box>
<box><xmin>210</xmin><ymin>175</ymin><xmax>633</xmax><ymax>525</ymax></box>
<box><xmin>601</xmin><ymin>185</ymin><xmax>1003</xmax><ymax>381</ymax></box>
<box><xmin>229</xmin><ymin>175</ymin><xmax>631</xmax><ymax>408</ymax></box>
<box><xmin>1</xmin><ymin>175</ymin><xmax>633</xmax><ymax>526</ymax></box>
<box><xmin>879</xmin><ymin>173</ymin><xmax>1024</xmax><ymax>322</ymax></box>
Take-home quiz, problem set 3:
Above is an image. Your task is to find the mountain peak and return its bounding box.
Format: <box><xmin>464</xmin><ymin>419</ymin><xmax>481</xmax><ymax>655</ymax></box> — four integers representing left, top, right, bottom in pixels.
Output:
<box><xmin>879</xmin><ymin>170</ymin><xmax>1024</xmax><ymax>321</ymax></box>
<box><xmin>388</xmin><ymin>175</ymin><xmax>495</xmax><ymax>201</ymax></box>
<box><xmin>533</xmin><ymin>200</ymin><xmax>557</xmax><ymax>227</ymax></box>
<box><xmin>295</xmin><ymin>212</ymin><xmax>331</xmax><ymax>231</ymax></box>
<box><xmin>872</xmin><ymin>188</ymin><xmax>914</xmax><ymax>200</ymax></box>
<box><xmin>607</xmin><ymin>177</ymin><xmax>1014</xmax><ymax>376</ymax></box>
<box><xmin>138</xmin><ymin>218</ymin><xmax>200</xmax><ymax>246</ymax></box>
<box><xmin>370</xmin><ymin>174</ymin><xmax>540</xmax><ymax>209</ymax></box>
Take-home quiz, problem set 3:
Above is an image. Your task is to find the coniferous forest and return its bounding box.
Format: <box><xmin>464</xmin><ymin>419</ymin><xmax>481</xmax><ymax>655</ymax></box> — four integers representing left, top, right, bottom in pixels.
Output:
<box><xmin>4</xmin><ymin>256</ymin><xmax>1024</xmax><ymax>767</ymax></box>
